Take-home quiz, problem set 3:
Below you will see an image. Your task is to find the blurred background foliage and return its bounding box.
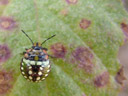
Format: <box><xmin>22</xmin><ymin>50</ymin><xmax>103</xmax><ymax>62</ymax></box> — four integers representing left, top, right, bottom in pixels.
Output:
<box><xmin>0</xmin><ymin>0</ymin><xmax>128</xmax><ymax>96</ymax></box>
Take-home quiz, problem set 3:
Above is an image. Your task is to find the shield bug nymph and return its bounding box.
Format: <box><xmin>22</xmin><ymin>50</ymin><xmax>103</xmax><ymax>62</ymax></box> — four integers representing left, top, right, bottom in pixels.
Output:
<box><xmin>20</xmin><ymin>30</ymin><xmax>56</xmax><ymax>82</ymax></box>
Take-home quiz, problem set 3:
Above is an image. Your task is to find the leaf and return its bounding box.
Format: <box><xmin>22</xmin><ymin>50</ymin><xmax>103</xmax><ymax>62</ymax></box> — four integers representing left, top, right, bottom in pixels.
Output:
<box><xmin>0</xmin><ymin>0</ymin><xmax>9</xmax><ymax>15</ymax></box>
<box><xmin>0</xmin><ymin>0</ymin><xmax>127</xmax><ymax>96</ymax></box>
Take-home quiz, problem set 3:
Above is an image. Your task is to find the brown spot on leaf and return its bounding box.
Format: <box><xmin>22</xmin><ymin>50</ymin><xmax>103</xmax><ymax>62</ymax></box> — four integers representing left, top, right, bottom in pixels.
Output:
<box><xmin>115</xmin><ymin>66</ymin><xmax>126</xmax><ymax>85</ymax></box>
<box><xmin>94</xmin><ymin>71</ymin><xmax>109</xmax><ymax>88</ymax></box>
<box><xmin>0</xmin><ymin>70</ymin><xmax>13</xmax><ymax>84</ymax></box>
<box><xmin>121</xmin><ymin>22</ymin><xmax>128</xmax><ymax>41</ymax></box>
<box><xmin>0</xmin><ymin>0</ymin><xmax>9</xmax><ymax>5</ymax></box>
<box><xmin>0</xmin><ymin>84</ymin><xmax>11</xmax><ymax>94</ymax></box>
<box><xmin>65</xmin><ymin>0</ymin><xmax>78</xmax><ymax>4</ymax></box>
<box><xmin>0</xmin><ymin>17</ymin><xmax>17</xmax><ymax>30</ymax></box>
<box><xmin>71</xmin><ymin>47</ymin><xmax>94</xmax><ymax>73</ymax></box>
<box><xmin>80</xmin><ymin>19</ymin><xmax>91</xmax><ymax>29</ymax></box>
<box><xmin>0</xmin><ymin>70</ymin><xmax>13</xmax><ymax>95</ymax></box>
<box><xmin>0</xmin><ymin>44</ymin><xmax>11</xmax><ymax>63</ymax></box>
<box><xmin>121</xmin><ymin>22</ymin><xmax>128</xmax><ymax>35</ymax></box>
<box><xmin>50</xmin><ymin>43</ymin><xmax>67</xmax><ymax>58</ymax></box>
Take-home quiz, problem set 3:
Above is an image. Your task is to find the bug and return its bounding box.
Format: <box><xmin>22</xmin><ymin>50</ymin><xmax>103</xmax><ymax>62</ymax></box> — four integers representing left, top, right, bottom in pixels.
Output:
<box><xmin>20</xmin><ymin>30</ymin><xmax>56</xmax><ymax>82</ymax></box>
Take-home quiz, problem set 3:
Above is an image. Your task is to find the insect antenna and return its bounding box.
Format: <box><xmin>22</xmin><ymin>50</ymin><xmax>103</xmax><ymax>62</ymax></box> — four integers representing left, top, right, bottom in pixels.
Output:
<box><xmin>21</xmin><ymin>30</ymin><xmax>34</xmax><ymax>45</ymax></box>
<box><xmin>41</xmin><ymin>35</ymin><xmax>56</xmax><ymax>45</ymax></box>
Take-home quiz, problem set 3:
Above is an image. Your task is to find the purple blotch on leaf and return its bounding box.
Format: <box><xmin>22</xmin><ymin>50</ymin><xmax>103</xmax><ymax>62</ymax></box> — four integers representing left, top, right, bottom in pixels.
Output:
<box><xmin>71</xmin><ymin>47</ymin><xmax>94</xmax><ymax>73</ymax></box>
<box><xmin>0</xmin><ymin>44</ymin><xmax>11</xmax><ymax>63</ymax></box>
<box><xmin>121</xmin><ymin>22</ymin><xmax>128</xmax><ymax>41</ymax></box>
<box><xmin>115</xmin><ymin>66</ymin><xmax>126</xmax><ymax>85</ymax></box>
<box><xmin>94</xmin><ymin>71</ymin><xmax>109</xmax><ymax>88</ymax></box>
<box><xmin>50</xmin><ymin>43</ymin><xmax>67</xmax><ymax>58</ymax></box>
<box><xmin>80</xmin><ymin>19</ymin><xmax>91</xmax><ymax>29</ymax></box>
<box><xmin>0</xmin><ymin>17</ymin><xmax>17</xmax><ymax>30</ymax></box>
<box><xmin>0</xmin><ymin>0</ymin><xmax>9</xmax><ymax>5</ymax></box>
<box><xmin>0</xmin><ymin>70</ymin><xmax>13</xmax><ymax>95</ymax></box>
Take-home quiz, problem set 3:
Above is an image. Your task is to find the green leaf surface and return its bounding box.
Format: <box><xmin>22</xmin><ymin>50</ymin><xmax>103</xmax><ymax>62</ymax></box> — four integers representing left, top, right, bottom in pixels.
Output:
<box><xmin>0</xmin><ymin>0</ymin><xmax>128</xmax><ymax>96</ymax></box>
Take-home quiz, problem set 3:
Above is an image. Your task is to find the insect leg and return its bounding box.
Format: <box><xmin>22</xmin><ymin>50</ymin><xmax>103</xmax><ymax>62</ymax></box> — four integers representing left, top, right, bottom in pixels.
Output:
<box><xmin>20</xmin><ymin>52</ymin><xmax>26</xmax><ymax>56</ymax></box>
<box><xmin>42</xmin><ymin>48</ymin><xmax>48</xmax><ymax>51</ymax></box>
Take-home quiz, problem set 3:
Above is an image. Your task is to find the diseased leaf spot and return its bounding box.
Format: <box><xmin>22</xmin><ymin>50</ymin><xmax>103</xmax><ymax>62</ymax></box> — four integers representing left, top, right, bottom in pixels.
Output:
<box><xmin>0</xmin><ymin>44</ymin><xmax>11</xmax><ymax>63</ymax></box>
<box><xmin>0</xmin><ymin>0</ymin><xmax>9</xmax><ymax>5</ymax></box>
<box><xmin>0</xmin><ymin>70</ymin><xmax>13</xmax><ymax>83</ymax></box>
<box><xmin>94</xmin><ymin>71</ymin><xmax>109</xmax><ymax>88</ymax></box>
<box><xmin>0</xmin><ymin>70</ymin><xmax>13</xmax><ymax>95</ymax></box>
<box><xmin>71</xmin><ymin>47</ymin><xmax>94</xmax><ymax>73</ymax></box>
<box><xmin>0</xmin><ymin>84</ymin><xmax>11</xmax><ymax>95</ymax></box>
<box><xmin>50</xmin><ymin>43</ymin><xmax>67</xmax><ymax>58</ymax></box>
<box><xmin>65</xmin><ymin>0</ymin><xmax>78</xmax><ymax>4</ymax></box>
<box><xmin>80</xmin><ymin>19</ymin><xmax>91</xmax><ymax>29</ymax></box>
<box><xmin>121</xmin><ymin>22</ymin><xmax>128</xmax><ymax>41</ymax></box>
<box><xmin>115</xmin><ymin>66</ymin><xmax>126</xmax><ymax>85</ymax></box>
<box><xmin>0</xmin><ymin>17</ymin><xmax>17</xmax><ymax>30</ymax></box>
<box><xmin>121</xmin><ymin>22</ymin><xmax>128</xmax><ymax>35</ymax></box>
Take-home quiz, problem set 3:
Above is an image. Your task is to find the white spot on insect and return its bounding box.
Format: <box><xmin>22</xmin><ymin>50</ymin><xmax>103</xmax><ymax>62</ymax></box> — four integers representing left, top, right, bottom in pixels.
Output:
<box><xmin>24</xmin><ymin>76</ymin><xmax>27</xmax><ymax>78</ymax></box>
<box><xmin>42</xmin><ymin>78</ymin><xmax>45</xmax><ymax>80</ymax></box>
<box><xmin>29</xmin><ymin>76</ymin><xmax>32</xmax><ymax>80</ymax></box>
<box><xmin>47</xmin><ymin>65</ymin><xmax>50</xmax><ymax>68</ymax></box>
<box><xmin>21</xmin><ymin>67</ymin><xmax>24</xmax><ymax>70</ymax></box>
<box><xmin>23</xmin><ymin>59</ymin><xmax>26</xmax><ymax>62</ymax></box>
<box><xmin>29</xmin><ymin>66</ymin><xmax>32</xmax><ymax>69</ymax></box>
<box><xmin>22</xmin><ymin>63</ymin><xmax>24</xmax><ymax>65</ymax></box>
<box><xmin>40</xmin><ymin>67</ymin><xmax>43</xmax><ymax>70</ymax></box>
<box><xmin>41</xmin><ymin>65</ymin><xmax>45</xmax><ymax>67</ymax></box>
<box><xmin>43</xmin><ymin>60</ymin><xmax>49</xmax><ymax>66</ymax></box>
<box><xmin>28</xmin><ymin>71</ymin><xmax>32</xmax><ymax>75</ymax></box>
<box><xmin>47</xmin><ymin>70</ymin><xmax>50</xmax><ymax>73</ymax></box>
<box><xmin>45</xmin><ymin>74</ymin><xmax>48</xmax><ymax>77</ymax></box>
<box><xmin>36</xmin><ymin>77</ymin><xmax>40</xmax><ymax>80</ymax></box>
<box><xmin>41</xmin><ymin>52</ymin><xmax>44</xmax><ymax>55</ymax></box>
<box><xmin>23</xmin><ymin>59</ymin><xmax>29</xmax><ymax>63</ymax></box>
<box><xmin>30</xmin><ymin>61</ymin><xmax>35</xmax><ymax>65</ymax></box>
<box><xmin>27</xmin><ymin>64</ymin><xmax>30</xmax><ymax>66</ymax></box>
<box><xmin>33</xmin><ymin>49</ymin><xmax>38</xmax><ymax>52</ymax></box>
<box><xmin>22</xmin><ymin>72</ymin><xmax>25</xmax><ymax>74</ymax></box>
<box><xmin>37</xmin><ymin>62</ymin><xmax>42</xmax><ymax>65</ymax></box>
<box><xmin>38</xmin><ymin>71</ymin><xmax>42</xmax><ymax>75</ymax></box>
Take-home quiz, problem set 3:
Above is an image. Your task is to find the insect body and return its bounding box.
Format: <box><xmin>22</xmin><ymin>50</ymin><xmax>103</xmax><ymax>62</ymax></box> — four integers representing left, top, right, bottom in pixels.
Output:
<box><xmin>20</xmin><ymin>30</ymin><xmax>55</xmax><ymax>82</ymax></box>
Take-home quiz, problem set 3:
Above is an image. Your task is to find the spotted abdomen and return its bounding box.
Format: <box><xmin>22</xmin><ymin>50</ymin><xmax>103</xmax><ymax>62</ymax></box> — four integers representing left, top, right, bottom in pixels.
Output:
<box><xmin>20</xmin><ymin>58</ymin><xmax>51</xmax><ymax>82</ymax></box>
